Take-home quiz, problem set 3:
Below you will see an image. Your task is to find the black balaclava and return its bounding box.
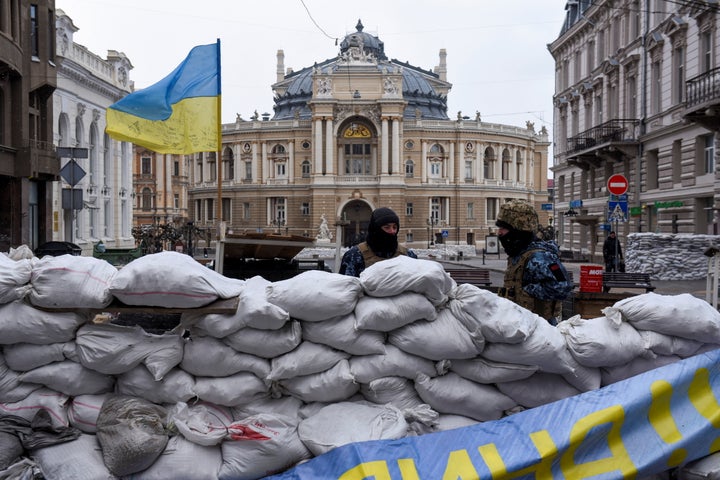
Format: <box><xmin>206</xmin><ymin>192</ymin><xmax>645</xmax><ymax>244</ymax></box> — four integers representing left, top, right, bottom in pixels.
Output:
<box><xmin>498</xmin><ymin>228</ymin><xmax>535</xmax><ymax>257</ymax></box>
<box><xmin>366</xmin><ymin>207</ymin><xmax>400</xmax><ymax>258</ymax></box>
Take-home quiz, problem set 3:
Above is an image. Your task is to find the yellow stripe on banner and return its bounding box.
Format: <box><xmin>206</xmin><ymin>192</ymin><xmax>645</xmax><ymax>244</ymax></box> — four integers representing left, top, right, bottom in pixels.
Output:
<box><xmin>107</xmin><ymin>96</ymin><xmax>219</xmax><ymax>154</ymax></box>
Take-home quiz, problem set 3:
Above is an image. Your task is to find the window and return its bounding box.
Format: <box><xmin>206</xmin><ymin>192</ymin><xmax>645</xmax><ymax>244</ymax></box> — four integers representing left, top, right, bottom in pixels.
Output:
<box><xmin>626</xmin><ymin>75</ymin><xmax>637</xmax><ymax>119</ymax></box>
<box><xmin>465</xmin><ymin>161</ymin><xmax>473</xmax><ymax>180</ymax></box>
<box><xmin>174</xmin><ymin>194</ymin><xmax>179</xmax><ymax>209</ymax></box>
<box><xmin>574</xmin><ymin>51</ymin><xmax>582</xmax><ymax>83</ymax></box>
<box><xmin>501</xmin><ymin>149</ymin><xmax>511</xmax><ymax>180</ymax></box>
<box><xmin>484</xmin><ymin>147</ymin><xmax>495</xmax><ymax>179</ymax></box>
<box><xmin>486</xmin><ymin>198</ymin><xmax>499</xmax><ymax>222</ymax></box>
<box><xmin>673</xmin><ymin>45</ymin><xmax>685</xmax><ymax>104</ymax></box>
<box><xmin>597</xmin><ymin>29</ymin><xmax>605</xmax><ymax>60</ymax></box>
<box><xmin>594</xmin><ymin>94</ymin><xmax>603</xmax><ymax>124</ymax></box>
<box><xmin>406</xmin><ymin>203</ymin><xmax>413</xmax><ymax>217</ymax></box>
<box><xmin>30</xmin><ymin>4</ymin><xmax>38</xmax><ymax>57</ymax></box>
<box><xmin>207</xmin><ymin>199</ymin><xmax>214</xmax><ymax>221</ymax></box>
<box><xmin>275</xmin><ymin>162</ymin><xmax>286</xmax><ymax>178</ymax></box>
<box><xmin>430</xmin><ymin>198</ymin><xmax>443</xmax><ymax>223</ymax></box>
<box><xmin>243</xmin><ymin>202</ymin><xmax>251</xmax><ymax>220</ymax></box>
<box><xmin>223</xmin><ymin>148</ymin><xmax>234</xmax><ymax>180</ymax></box>
<box><xmin>245</xmin><ymin>161</ymin><xmax>252</xmax><ymax>181</ymax></box>
<box><xmin>141</xmin><ymin>156</ymin><xmax>151</xmax><ymax>174</ymax></box>
<box><xmin>701</xmin><ymin>30</ymin><xmax>713</xmax><ymax>73</ymax></box>
<box><xmin>405</xmin><ymin>159</ymin><xmax>414</xmax><ymax>178</ymax></box>
<box><xmin>405</xmin><ymin>233</ymin><xmax>413</xmax><ymax>243</ymax></box>
<box><xmin>270</xmin><ymin>197</ymin><xmax>286</xmax><ymax>224</ymax></box>
<box><xmin>222</xmin><ymin>198</ymin><xmax>231</xmax><ymax>222</ymax></box>
<box><xmin>704</xmin><ymin>135</ymin><xmax>715</xmax><ymax>174</ymax></box>
<box><xmin>344</xmin><ymin>143</ymin><xmax>372</xmax><ymax>174</ymax></box>
<box><xmin>173</xmin><ymin>160</ymin><xmax>180</xmax><ymax>176</ymax></box>
<box><xmin>652</xmin><ymin>61</ymin><xmax>662</xmax><ymax>114</ymax></box>
<box><xmin>515</xmin><ymin>151</ymin><xmax>523</xmax><ymax>181</ymax></box>
<box><xmin>142</xmin><ymin>188</ymin><xmax>152</xmax><ymax>211</ymax></box>
<box><xmin>646</xmin><ymin>149</ymin><xmax>659</xmax><ymax>190</ymax></box>
<box><xmin>207</xmin><ymin>152</ymin><xmax>216</xmax><ymax>182</ymax></box>
<box><xmin>47</xmin><ymin>8</ymin><xmax>55</xmax><ymax>63</ymax></box>
<box><xmin>301</xmin><ymin>202</ymin><xmax>310</xmax><ymax>216</ymax></box>
<box><xmin>672</xmin><ymin>140</ymin><xmax>681</xmax><ymax>184</ymax></box>
<box><xmin>430</xmin><ymin>162</ymin><xmax>441</xmax><ymax>177</ymax></box>
<box><xmin>467</xmin><ymin>202</ymin><xmax>474</xmax><ymax>219</ymax></box>
<box><xmin>587</xmin><ymin>40</ymin><xmax>595</xmax><ymax>73</ymax></box>
<box><xmin>301</xmin><ymin>160</ymin><xmax>311</xmax><ymax>177</ymax></box>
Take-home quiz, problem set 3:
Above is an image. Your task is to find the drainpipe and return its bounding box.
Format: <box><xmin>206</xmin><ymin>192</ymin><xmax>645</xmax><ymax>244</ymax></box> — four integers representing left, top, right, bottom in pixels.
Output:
<box><xmin>637</xmin><ymin>0</ymin><xmax>650</xmax><ymax>233</ymax></box>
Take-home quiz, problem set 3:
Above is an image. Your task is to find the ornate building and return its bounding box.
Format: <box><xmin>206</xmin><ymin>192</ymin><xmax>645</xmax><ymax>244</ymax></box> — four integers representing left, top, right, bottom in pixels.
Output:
<box><xmin>188</xmin><ymin>20</ymin><xmax>550</xmax><ymax>250</ymax></box>
<box><xmin>52</xmin><ymin>9</ymin><xmax>135</xmax><ymax>254</ymax></box>
<box><xmin>549</xmin><ymin>0</ymin><xmax>720</xmax><ymax>260</ymax></box>
<box><xmin>0</xmin><ymin>0</ymin><xmax>57</xmax><ymax>251</ymax></box>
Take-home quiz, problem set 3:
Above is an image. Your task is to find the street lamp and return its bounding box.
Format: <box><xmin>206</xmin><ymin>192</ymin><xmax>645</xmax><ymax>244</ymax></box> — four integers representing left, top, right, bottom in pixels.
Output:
<box><xmin>426</xmin><ymin>217</ymin><xmax>439</xmax><ymax>248</ymax></box>
<box><xmin>271</xmin><ymin>215</ymin><xmax>286</xmax><ymax>234</ymax></box>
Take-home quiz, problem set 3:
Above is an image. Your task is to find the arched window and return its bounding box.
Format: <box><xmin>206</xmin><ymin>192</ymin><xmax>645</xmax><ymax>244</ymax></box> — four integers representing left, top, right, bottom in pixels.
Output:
<box><xmin>142</xmin><ymin>187</ymin><xmax>153</xmax><ymax>211</ymax></box>
<box><xmin>484</xmin><ymin>147</ymin><xmax>495</xmax><ymax>179</ymax></box>
<box><xmin>515</xmin><ymin>150</ymin><xmax>523</xmax><ymax>181</ymax></box>
<box><xmin>301</xmin><ymin>160</ymin><xmax>311</xmax><ymax>178</ymax></box>
<box><xmin>501</xmin><ymin>148</ymin><xmax>511</xmax><ymax>180</ymax></box>
<box><xmin>223</xmin><ymin>147</ymin><xmax>234</xmax><ymax>180</ymax></box>
<box><xmin>272</xmin><ymin>144</ymin><xmax>286</xmax><ymax>154</ymax></box>
<box><xmin>405</xmin><ymin>159</ymin><xmax>414</xmax><ymax>178</ymax></box>
<box><xmin>340</xmin><ymin>120</ymin><xmax>375</xmax><ymax>175</ymax></box>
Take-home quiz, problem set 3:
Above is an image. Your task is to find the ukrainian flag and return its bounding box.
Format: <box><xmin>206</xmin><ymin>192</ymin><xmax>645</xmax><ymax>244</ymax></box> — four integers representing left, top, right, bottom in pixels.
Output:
<box><xmin>106</xmin><ymin>41</ymin><xmax>221</xmax><ymax>154</ymax></box>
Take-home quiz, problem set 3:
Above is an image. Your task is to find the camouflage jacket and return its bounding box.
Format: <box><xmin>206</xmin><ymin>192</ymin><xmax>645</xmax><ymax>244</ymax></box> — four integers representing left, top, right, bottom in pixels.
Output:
<box><xmin>509</xmin><ymin>239</ymin><xmax>573</xmax><ymax>301</ymax></box>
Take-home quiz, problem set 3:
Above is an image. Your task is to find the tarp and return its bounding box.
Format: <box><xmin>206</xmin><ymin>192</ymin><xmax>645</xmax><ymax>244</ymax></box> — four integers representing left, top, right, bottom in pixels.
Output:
<box><xmin>268</xmin><ymin>348</ymin><xmax>720</xmax><ymax>479</ymax></box>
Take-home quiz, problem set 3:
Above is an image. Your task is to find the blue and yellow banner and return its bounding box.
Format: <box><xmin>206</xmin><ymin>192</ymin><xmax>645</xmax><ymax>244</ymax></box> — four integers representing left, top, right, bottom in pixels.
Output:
<box><xmin>106</xmin><ymin>41</ymin><xmax>220</xmax><ymax>154</ymax></box>
<box><xmin>269</xmin><ymin>349</ymin><xmax>720</xmax><ymax>479</ymax></box>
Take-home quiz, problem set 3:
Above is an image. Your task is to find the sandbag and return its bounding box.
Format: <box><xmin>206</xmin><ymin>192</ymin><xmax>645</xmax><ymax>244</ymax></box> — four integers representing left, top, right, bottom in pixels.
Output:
<box><xmin>110</xmin><ymin>251</ymin><xmax>244</xmax><ymax>308</ymax></box>
<box><xmin>0</xmin><ymin>354</ymin><xmax>42</xmax><ymax>403</ymax></box>
<box><xmin>354</xmin><ymin>292</ymin><xmax>437</xmax><ymax>331</ymax></box>
<box><xmin>349</xmin><ymin>344</ymin><xmax>437</xmax><ymax>384</ymax></box>
<box><xmin>277</xmin><ymin>359</ymin><xmax>359</xmax><ymax>403</ymax></box>
<box><xmin>3</xmin><ymin>341</ymin><xmax>74</xmax><ymax>372</ymax></box>
<box><xmin>298</xmin><ymin>402</ymin><xmax>408</xmax><ymax>456</ymax></box>
<box><xmin>95</xmin><ymin>395</ymin><xmax>168</xmax><ymax>477</ymax></box>
<box><xmin>449</xmin><ymin>356</ymin><xmax>538</xmax><ymax>384</ymax></box>
<box><xmin>67</xmin><ymin>393</ymin><xmax>111</xmax><ymax>434</ymax></box>
<box><xmin>28</xmin><ymin>254</ymin><xmax>117</xmax><ymax>309</ymax></box>
<box><xmin>359</xmin><ymin>376</ymin><xmax>425</xmax><ymax>410</ymax></box>
<box><xmin>219</xmin><ymin>413</ymin><xmax>311</xmax><ymax>480</ymax></box>
<box><xmin>166</xmin><ymin>401</ymin><xmax>233</xmax><ymax>446</ymax></box>
<box><xmin>31</xmin><ymin>433</ymin><xmax>115</xmax><ymax>480</ymax></box>
<box><xmin>222</xmin><ymin>321</ymin><xmax>301</xmax><ymax>358</ymax></box>
<box><xmin>359</xmin><ymin>256</ymin><xmax>453</xmax><ymax>306</ymax></box>
<box><xmin>0</xmin><ymin>388</ymin><xmax>70</xmax><ymax>428</ymax></box>
<box><xmin>497</xmin><ymin>372</ymin><xmax>582</xmax><ymax>408</ymax></box>
<box><xmin>116</xmin><ymin>366</ymin><xmax>196</xmax><ymax>404</ymax></box>
<box><xmin>19</xmin><ymin>360</ymin><xmax>114</xmax><ymax>396</ymax></box>
<box><xmin>265</xmin><ymin>270</ymin><xmax>362</xmax><ymax>321</ymax></box>
<box><xmin>194</xmin><ymin>372</ymin><xmax>269</xmax><ymax>407</ymax></box>
<box><xmin>0</xmin><ymin>255</ymin><xmax>32</xmax><ymax>304</ymax></box>
<box><xmin>124</xmin><ymin>435</ymin><xmax>222</xmax><ymax>480</ymax></box>
<box><xmin>267</xmin><ymin>341</ymin><xmax>348</xmax><ymax>381</ymax></box>
<box><xmin>301</xmin><ymin>312</ymin><xmax>386</xmax><ymax>355</ymax></box>
<box><xmin>0</xmin><ymin>300</ymin><xmax>86</xmax><ymax>345</ymax></box>
<box><xmin>181</xmin><ymin>335</ymin><xmax>270</xmax><ymax>378</ymax></box>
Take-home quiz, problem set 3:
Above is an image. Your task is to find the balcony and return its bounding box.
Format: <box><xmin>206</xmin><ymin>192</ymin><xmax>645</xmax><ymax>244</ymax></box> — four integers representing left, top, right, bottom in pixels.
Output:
<box><xmin>17</xmin><ymin>140</ymin><xmax>58</xmax><ymax>179</ymax></box>
<box><xmin>684</xmin><ymin>67</ymin><xmax>720</xmax><ymax>131</ymax></box>
<box><xmin>566</xmin><ymin>119</ymin><xmax>640</xmax><ymax>169</ymax></box>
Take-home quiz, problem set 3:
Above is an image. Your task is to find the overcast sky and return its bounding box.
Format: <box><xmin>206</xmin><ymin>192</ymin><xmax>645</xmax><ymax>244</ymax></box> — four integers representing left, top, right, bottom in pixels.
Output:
<box><xmin>57</xmin><ymin>0</ymin><xmax>567</xmax><ymax>144</ymax></box>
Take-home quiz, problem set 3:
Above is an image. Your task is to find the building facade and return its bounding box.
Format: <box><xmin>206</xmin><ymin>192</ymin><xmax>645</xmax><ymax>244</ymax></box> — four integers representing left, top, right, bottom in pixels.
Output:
<box><xmin>0</xmin><ymin>0</ymin><xmax>57</xmax><ymax>252</ymax></box>
<box><xmin>549</xmin><ymin>0</ymin><xmax>720</xmax><ymax>260</ymax></box>
<box><xmin>52</xmin><ymin>9</ymin><xmax>135</xmax><ymax>254</ymax></box>
<box><xmin>186</xmin><ymin>21</ymin><xmax>550</xmax><ymax>250</ymax></box>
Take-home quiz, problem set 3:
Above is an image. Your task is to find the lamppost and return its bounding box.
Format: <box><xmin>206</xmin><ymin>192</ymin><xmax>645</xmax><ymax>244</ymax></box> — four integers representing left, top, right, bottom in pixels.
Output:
<box><xmin>271</xmin><ymin>215</ymin><xmax>286</xmax><ymax>234</ymax></box>
<box><xmin>426</xmin><ymin>217</ymin><xmax>439</xmax><ymax>248</ymax></box>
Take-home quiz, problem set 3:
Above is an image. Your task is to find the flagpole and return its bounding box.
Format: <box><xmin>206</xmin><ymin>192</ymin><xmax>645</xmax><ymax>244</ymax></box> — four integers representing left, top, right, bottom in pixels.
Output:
<box><xmin>215</xmin><ymin>39</ymin><xmax>223</xmax><ymax>240</ymax></box>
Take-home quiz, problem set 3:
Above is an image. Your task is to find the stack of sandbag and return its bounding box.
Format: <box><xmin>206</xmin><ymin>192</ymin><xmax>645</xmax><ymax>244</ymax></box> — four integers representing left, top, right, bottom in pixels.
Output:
<box><xmin>1</xmin><ymin>250</ymin><xmax>720</xmax><ymax>478</ymax></box>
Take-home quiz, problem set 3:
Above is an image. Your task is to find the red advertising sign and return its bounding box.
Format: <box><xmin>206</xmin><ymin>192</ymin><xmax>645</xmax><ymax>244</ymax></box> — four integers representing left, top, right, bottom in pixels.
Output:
<box><xmin>607</xmin><ymin>174</ymin><xmax>628</xmax><ymax>196</ymax></box>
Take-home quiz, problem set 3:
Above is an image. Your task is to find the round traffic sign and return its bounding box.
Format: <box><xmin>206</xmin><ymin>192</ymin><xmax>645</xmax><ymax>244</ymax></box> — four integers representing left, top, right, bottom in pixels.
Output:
<box><xmin>607</xmin><ymin>174</ymin><xmax>628</xmax><ymax>196</ymax></box>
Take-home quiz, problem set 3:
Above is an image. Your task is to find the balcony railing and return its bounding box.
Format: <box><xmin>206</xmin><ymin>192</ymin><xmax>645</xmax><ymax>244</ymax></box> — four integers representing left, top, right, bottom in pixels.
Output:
<box><xmin>686</xmin><ymin>67</ymin><xmax>720</xmax><ymax>110</ymax></box>
<box><xmin>566</xmin><ymin>119</ymin><xmax>639</xmax><ymax>154</ymax></box>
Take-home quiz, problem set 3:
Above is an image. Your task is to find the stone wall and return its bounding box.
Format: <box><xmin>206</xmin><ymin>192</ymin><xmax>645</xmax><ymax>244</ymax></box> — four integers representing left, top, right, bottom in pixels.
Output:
<box><xmin>626</xmin><ymin>233</ymin><xmax>720</xmax><ymax>281</ymax></box>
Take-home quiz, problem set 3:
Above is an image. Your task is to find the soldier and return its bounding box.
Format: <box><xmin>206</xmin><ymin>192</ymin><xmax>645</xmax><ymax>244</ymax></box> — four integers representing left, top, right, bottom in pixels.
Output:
<box><xmin>495</xmin><ymin>200</ymin><xmax>573</xmax><ymax>325</ymax></box>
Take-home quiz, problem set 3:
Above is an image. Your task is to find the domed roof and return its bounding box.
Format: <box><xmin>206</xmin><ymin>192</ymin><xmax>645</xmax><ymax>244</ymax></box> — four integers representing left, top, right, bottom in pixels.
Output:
<box><xmin>272</xmin><ymin>20</ymin><xmax>449</xmax><ymax>121</ymax></box>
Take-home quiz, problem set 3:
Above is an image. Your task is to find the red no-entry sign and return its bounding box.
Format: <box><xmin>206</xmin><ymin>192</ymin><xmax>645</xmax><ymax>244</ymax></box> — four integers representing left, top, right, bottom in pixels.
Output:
<box><xmin>607</xmin><ymin>174</ymin><xmax>628</xmax><ymax>196</ymax></box>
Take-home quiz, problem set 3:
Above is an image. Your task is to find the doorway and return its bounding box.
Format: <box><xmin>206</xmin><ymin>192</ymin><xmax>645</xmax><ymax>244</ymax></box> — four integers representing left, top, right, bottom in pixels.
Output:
<box><xmin>341</xmin><ymin>200</ymin><xmax>372</xmax><ymax>247</ymax></box>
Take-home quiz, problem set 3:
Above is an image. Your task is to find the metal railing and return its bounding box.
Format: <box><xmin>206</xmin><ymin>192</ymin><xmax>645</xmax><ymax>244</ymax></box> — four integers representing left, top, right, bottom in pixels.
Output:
<box><xmin>566</xmin><ymin>119</ymin><xmax>639</xmax><ymax>154</ymax></box>
<box><xmin>685</xmin><ymin>67</ymin><xmax>720</xmax><ymax>109</ymax></box>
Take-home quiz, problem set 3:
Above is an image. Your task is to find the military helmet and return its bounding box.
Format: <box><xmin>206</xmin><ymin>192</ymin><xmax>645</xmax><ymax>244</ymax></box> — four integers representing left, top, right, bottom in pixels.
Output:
<box><xmin>496</xmin><ymin>200</ymin><xmax>539</xmax><ymax>232</ymax></box>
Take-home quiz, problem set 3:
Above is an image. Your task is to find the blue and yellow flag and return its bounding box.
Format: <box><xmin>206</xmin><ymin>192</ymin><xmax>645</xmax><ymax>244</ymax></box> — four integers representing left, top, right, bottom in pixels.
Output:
<box><xmin>106</xmin><ymin>41</ymin><xmax>220</xmax><ymax>154</ymax></box>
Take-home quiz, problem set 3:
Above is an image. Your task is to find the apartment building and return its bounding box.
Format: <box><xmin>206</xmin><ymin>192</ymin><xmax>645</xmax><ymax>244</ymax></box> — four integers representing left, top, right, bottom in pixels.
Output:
<box><xmin>549</xmin><ymin>0</ymin><xmax>720</xmax><ymax>260</ymax></box>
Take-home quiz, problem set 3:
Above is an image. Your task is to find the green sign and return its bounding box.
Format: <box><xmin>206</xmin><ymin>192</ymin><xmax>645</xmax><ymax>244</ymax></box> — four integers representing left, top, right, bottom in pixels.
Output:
<box><xmin>630</xmin><ymin>206</ymin><xmax>643</xmax><ymax>216</ymax></box>
<box><xmin>654</xmin><ymin>200</ymin><xmax>683</xmax><ymax>209</ymax></box>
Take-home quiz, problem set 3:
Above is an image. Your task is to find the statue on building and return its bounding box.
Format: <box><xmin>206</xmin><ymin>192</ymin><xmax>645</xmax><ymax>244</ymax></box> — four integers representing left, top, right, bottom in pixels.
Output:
<box><xmin>317</xmin><ymin>214</ymin><xmax>332</xmax><ymax>242</ymax></box>
<box><xmin>475</xmin><ymin>110</ymin><xmax>481</xmax><ymax>121</ymax></box>
<box><xmin>526</xmin><ymin>121</ymin><xmax>535</xmax><ymax>132</ymax></box>
<box><xmin>251</xmin><ymin>110</ymin><xmax>259</xmax><ymax>121</ymax></box>
<box><xmin>540</xmin><ymin>125</ymin><xmax>548</xmax><ymax>135</ymax></box>
<box><xmin>317</xmin><ymin>77</ymin><xmax>332</xmax><ymax>96</ymax></box>
<box><xmin>383</xmin><ymin>78</ymin><xmax>398</xmax><ymax>95</ymax></box>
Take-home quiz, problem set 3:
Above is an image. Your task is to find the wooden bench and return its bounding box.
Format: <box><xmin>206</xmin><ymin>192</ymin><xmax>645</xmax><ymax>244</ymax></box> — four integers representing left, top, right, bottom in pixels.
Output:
<box><xmin>444</xmin><ymin>268</ymin><xmax>492</xmax><ymax>287</ymax></box>
<box><xmin>602</xmin><ymin>272</ymin><xmax>656</xmax><ymax>293</ymax></box>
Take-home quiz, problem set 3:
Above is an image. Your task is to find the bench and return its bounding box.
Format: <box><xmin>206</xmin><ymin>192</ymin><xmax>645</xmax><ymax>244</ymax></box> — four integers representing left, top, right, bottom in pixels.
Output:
<box><xmin>444</xmin><ymin>268</ymin><xmax>492</xmax><ymax>287</ymax></box>
<box><xmin>602</xmin><ymin>272</ymin><xmax>656</xmax><ymax>293</ymax></box>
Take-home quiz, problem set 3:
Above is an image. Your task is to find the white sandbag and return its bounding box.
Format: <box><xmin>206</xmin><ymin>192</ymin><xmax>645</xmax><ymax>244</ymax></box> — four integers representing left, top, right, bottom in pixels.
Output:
<box><xmin>194</xmin><ymin>372</ymin><xmax>269</xmax><ymax>407</ymax></box>
<box><xmin>2</xmin><ymin>341</ymin><xmax>74</xmax><ymax>371</ymax></box>
<box><xmin>0</xmin><ymin>300</ymin><xmax>86</xmax><ymax>345</ymax></box>
<box><xmin>638</xmin><ymin>330</ymin><xmax>703</xmax><ymax>358</ymax></box>
<box><xmin>0</xmin><ymin>387</ymin><xmax>69</xmax><ymax>427</ymax></box>
<box><xmin>298</xmin><ymin>402</ymin><xmax>408</xmax><ymax>456</ymax></box>
<box><xmin>222</xmin><ymin>321</ymin><xmax>301</xmax><ymax>358</ymax></box>
<box><xmin>301</xmin><ymin>312</ymin><xmax>386</xmax><ymax>355</ymax></box>
<box><xmin>219</xmin><ymin>413</ymin><xmax>311</xmax><ymax>480</ymax></box>
<box><xmin>28</xmin><ymin>254</ymin><xmax>117</xmax><ymax>309</ymax></box>
<box><xmin>124</xmin><ymin>434</ymin><xmax>222</xmax><ymax>480</ymax></box>
<box><xmin>31</xmin><ymin>433</ymin><xmax>114</xmax><ymax>480</ymax></box>
<box><xmin>359</xmin><ymin>376</ymin><xmax>425</xmax><ymax>410</ymax></box>
<box><xmin>20</xmin><ymin>360</ymin><xmax>114</xmax><ymax>396</ymax></box>
<box><xmin>678</xmin><ymin>451</ymin><xmax>720</xmax><ymax>480</ymax></box>
<box><xmin>232</xmin><ymin>396</ymin><xmax>305</xmax><ymax>422</ymax></box>
<box><xmin>75</xmin><ymin>323</ymin><xmax>183</xmax><ymax>380</ymax></box>
<box><xmin>278</xmin><ymin>359</ymin><xmax>359</xmax><ymax>403</ymax></box>
<box><xmin>67</xmin><ymin>393</ymin><xmax>111</xmax><ymax>433</ymax></box>
<box><xmin>96</xmin><ymin>395</ymin><xmax>168</xmax><ymax>477</ymax></box>
<box><xmin>181</xmin><ymin>335</ymin><xmax>270</xmax><ymax>378</ymax></box>
<box><xmin>265</xmin><ymin>270</ymin><xmax>362</xmax><ymax>321</ymax></box>
<box><xmin>0</xmin><ymin>354</ymin><xmax>41</xmax><ymax>402</ymax></box>
<box><xmin>606</xmin><ymin>293</ymin><xmax>720</xmax><ymax>343</ymax></box>
<box><xmin>433</xmin><ymin>414</ymin><xmax>481</xmax><ymax>433</ymax></box>
<box><xmin>7</xmin><ymin>245</ymin><xmax>34</xmax><ymax>260</ymax></box>
<box><xmin>600</xmin><ymin>355</ymin><xmax>682</xmax><ymax>386</ymax></box>
<box><xmin>349</xmin><ymin>344</ymin><xmax>437</xmax><ymax>384</ymax></box>
<box><xmin>497</xmin><ymin>372</ymin><xmax>582</xmax><ymax>408</ymax></box>
<box><xmin>449</xmin><ymin>357</ymin><xmax>538</xmax><ymax>384</ymax></box>
<box><xmin>388</xmin><ymin>307</ymin><xmax>484</xmax><ymax>360</ymax></box>
<box><xmin>0</xmin><ymin>255</ymin><xmax>31</xmax><ymax>304</ymax></box>
<box><xmin>116</xmin><ymin>366</ymin><xmax>196</xmax><ymax>404</ymax></box>
<box><xmin>481</xmin><ymin>319</ymin><xmax>578</xmax><ymax>375</ymax></box>
<box><xmin>359</xmin><ymin>256</ymin><xmax>453</xmax><ymax>306</ymax></box>
<box><xmin>267</xmin><ymin>341</ymin><xmax>348</xmax><ymax>380</ymax></box>
<box><xmin>449</xmin><ymin>283</ymin><xmax>539</xmax><ymax>344</ymax></box>
<box><xmin>110</xmin><ymin>251</ymin><xmax>245</xmax><ymax>308</ymax></box>
<box><xmin>561</xmin><ymin>359</ymin><xmax>602</xmax><ymax>393</ymax></box>
<box><xmin>182</xmin><ymin>276</ymin><xmax>289</xmax><ymax>337</ymax></box>
<box><xmin>354</xmin><ymin>292</ymin><xmax>438</xmax><ymax>332</ymax></box>
<box><xmin>414</xmin><ymin>372</ymin><xmax>516</xmax><ymax>422</ymax></box>
<box><xmin>166</xmin><ymin>401</ymin><xmax>233</xmax><ymax>446</ymax></box>
<box><xmin>557</xmin><ymin>315</ymin><xmax>650</xmax><ymax>368</ymax></box>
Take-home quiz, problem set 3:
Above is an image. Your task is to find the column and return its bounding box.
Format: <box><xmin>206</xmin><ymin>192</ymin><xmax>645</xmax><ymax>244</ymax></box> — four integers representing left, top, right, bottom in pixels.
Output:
<box><xmin>261</xmin><ymin>142</ymin><xmax>268</xmax><ymax>181</ymax></box>
<box><xmin>477</xmin><ymin>143</ymin><xmax>484</xmax><ymax>182</ymax></box>
<box><xmin>314</xmin><ymin>118</ymin><xmax>323</xmax><ymax>174</ymax></box>
<box><xmin>325</xmin><ymin>119</ymin><xmax>334</xmax><ymax>175</ymax></box>
<box><xmin>251</xmin><ymin>143</ymin><xmax>259</xmax><ymax>184</ymax></box>
<box><xmin>288</xmin><ymin>141</ymin><xmax>294</xmax><ymax>182</ymax></box>
<box><xmin>448</xmin><ymin>142</ymin><xmax>455</xmax><ymax>182</ymax></box>
<box><xmin>421</xmin><ymin>140</ymin><xmax>428</xmax><ymax>182</ymax></box>
<box><xmin>391</xmin><ymin>118</ymin><xmax>400</xmax><ymax>175</ymax></box>
<box><xmin>511</xmin><ymin>147</ymin><xmax>518</xmax><ymax>183</ymax></box>
<box><xmin>381</xmin><ymin>117</ymin><xmax>389</xmax><ymax>175</ymax></box>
